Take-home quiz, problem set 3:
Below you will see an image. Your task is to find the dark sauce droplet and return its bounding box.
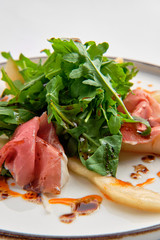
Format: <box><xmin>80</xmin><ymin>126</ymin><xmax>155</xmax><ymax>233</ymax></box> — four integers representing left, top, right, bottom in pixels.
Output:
<box><xmin>134</xmin><ymin>164</ymin><xmax>149</xmax><ymax>174</ymax></box>
<box><xmin>72</xmin><ymin>199</ymin><xmax>99</xmax><ymax>215</ymax></box>
<box><xmin>59</xmin><ymin>213</ymin><xmax>76</xmax><ymax>224</ymax></box>
<box><xmin>130</xmin><ymin>172</ymin><xmax>141</xmax><ymax>179</ymax></box>
<box><xmin>141</xmin><ymin>155</ymin><xmax>155</xmax><ymax>163</ymax></box>
<box><xmin>2</xmin><ymin>193</ymin><xmax>9</xmax><ymax>199</ymax></box>
<box><xmin>130</xmin><ymin>163</ymin><xmax>149</xmax><ymax>180</ymax></box>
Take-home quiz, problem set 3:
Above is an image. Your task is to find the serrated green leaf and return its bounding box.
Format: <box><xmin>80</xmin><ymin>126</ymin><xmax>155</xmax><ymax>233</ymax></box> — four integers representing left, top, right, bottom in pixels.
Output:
<box><xmin>82</xmin><ymin>79</ymin><xmax>100</xmax><ymax>87</ymax></box>
<box><xmin>69</xmin><ymin>65</ymin><xmax>84</xmax><ymax>79</ymax></box>
<box><xmin>1</xmin><ymin>68</ymin><xmax>20</xmax><ymax>96</ymax></box>
<box><xmin>46</xmin><ymin>75</ymin><xmax>64</xmax><ymax>104</ymax></box>
<box><xmin>1</xmin><ymin>52</ymin><xmax>12</xmax><ymax>60</ymax></box>
<box><xmin>108</xmin><ymin>114</ymin><xmax>121</xmax><ymax>135</ymax></box>
<box><xmin>87</xmin><ymin>42</ymin><xmax>109</xmax><ymax>60</ymax></box>
<box><xmin>63</xmin><ymin>52</ymin><xmax>79</xmax><ymax>63</ymax></box>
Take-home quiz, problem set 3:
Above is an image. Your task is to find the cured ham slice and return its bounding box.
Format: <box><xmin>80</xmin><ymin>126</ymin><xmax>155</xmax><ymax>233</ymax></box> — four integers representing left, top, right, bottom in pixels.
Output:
<box><xmin>25</xmin><ymin>137</ymin><xmax>62</xmax><ymax>194</ymax></box>
<box><xmin>0</xmin><ymin>113</ymin><xmax>69</xmax><ymax>194</ymax></box>
<box><xmin>38</xmin><ymin>112</ymin><xmax>64</xmax><ymax>152</ymax></box>
<box><xmin>0</xmin><ymin>117</ymin><xmax>39</xmax><ymax>186</ymax></box>
<box><xmin>121</xmin><ymin>89</ymin><xmax>160</xmax><ymax>154</ymax></box>
<box><xmin>37</xmin><ymin>113</ymin><xmax>69</xmax><ymax>189</ymax></box>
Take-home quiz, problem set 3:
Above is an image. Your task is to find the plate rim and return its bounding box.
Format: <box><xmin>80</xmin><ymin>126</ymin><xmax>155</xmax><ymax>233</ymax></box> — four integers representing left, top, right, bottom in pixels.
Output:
<box><xmin>0</xmin><ymin>223</ymin><xmax>160</xmax><ymax>240</ymax></box>
<box><xmin>0</xmin><ymin>57</ymin><xmax>160</xmax><ymax>240</ymax></box>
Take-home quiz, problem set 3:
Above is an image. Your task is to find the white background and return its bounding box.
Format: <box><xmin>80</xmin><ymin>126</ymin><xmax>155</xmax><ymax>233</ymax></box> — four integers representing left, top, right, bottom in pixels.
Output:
<box><xmin>0</xmin><ymin>0</ymin><xmax>160</xmax><ymax>65</ymax></box>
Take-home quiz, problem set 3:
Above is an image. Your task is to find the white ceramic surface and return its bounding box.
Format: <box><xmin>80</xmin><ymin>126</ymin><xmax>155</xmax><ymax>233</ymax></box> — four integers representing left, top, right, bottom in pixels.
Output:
<box><xmin>0</xmin><ymin>60</ymin><xmax>160</xmax><ymax>239</ymax></box>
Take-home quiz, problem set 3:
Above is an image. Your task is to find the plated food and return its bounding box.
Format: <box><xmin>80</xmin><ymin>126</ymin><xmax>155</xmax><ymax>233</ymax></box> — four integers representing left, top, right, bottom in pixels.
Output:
<box><xmin>0</xmin><ymin>38</ymin><xmax>160</xmax><ymax>221</ymax></box>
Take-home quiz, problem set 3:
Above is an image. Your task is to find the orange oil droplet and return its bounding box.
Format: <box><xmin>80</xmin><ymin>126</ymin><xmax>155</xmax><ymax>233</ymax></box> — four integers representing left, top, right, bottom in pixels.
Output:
<box><xmin>10</xmin><ymin>183</ymin><xmax>16</xmax><ymax>186</ymax></box>
<box><xmin>49</xmin><ymin>195</ymin><xmax>102</xmax><ymax>205</ymax></box>
<box><xmin>111</xmin><ymin>178</ymin><xmax>132</xmax><ymax>187</ymax></box>
<box><xmin>136</xmin><ymin>178</ymin><xmax>155</xmax><ymax>187</ymax></box>
<box><xmin>157</xmin><ymin>172</ymin><xmax>160</xmax><ymax>177</ymax></box>
<box><xmin>0</xmin><ymin>178</ymin><xmax>21</xmax><ymax>198</ymax></box>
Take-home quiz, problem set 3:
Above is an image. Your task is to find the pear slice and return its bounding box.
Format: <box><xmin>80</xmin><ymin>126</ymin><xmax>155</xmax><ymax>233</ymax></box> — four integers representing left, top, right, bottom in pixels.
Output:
<box><xmin>5</xmin><ymin>58</ymin><xmax>24</xmax><ymax>83</ymax></box>
<box><xmin>68</xmin><ymin>157</ymin><xmax>160</xmax><ymax>212</ymax></box>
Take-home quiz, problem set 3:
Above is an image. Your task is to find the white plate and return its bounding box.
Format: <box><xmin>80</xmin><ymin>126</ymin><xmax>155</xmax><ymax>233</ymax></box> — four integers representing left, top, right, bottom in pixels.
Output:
<box><xmin>0</xmin><ymin>58</ymin><xmax>160</xmax><ymax>240</ymax></box>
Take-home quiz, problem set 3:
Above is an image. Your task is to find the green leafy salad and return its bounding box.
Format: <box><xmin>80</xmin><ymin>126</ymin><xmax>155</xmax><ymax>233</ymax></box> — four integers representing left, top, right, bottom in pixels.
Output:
<box><xmin>0</xmin><ymin>38</ymin><xmax>151</xmax><ymax>177</ymax></box>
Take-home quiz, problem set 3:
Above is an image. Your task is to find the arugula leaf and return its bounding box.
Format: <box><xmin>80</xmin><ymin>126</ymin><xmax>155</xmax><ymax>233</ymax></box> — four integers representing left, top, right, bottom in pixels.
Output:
<box><xmin>43</xmin><ymin>53</ymin><xmax>62</xmax><ymax>79</ymax></box>
<box><xmin>85</xmin><ymin>42</ymin><xmax>109</xmax><ymax>60</ymax></box>
<box><xmin>1</xmin><ymin>68</ymin><xmax>20</xmax><ymax>96</ymax></box>
<box><xmin>80</xmin><ymin>145</ymin><xmax>108</xmax><ymax>176</ymax></box>
<box><xmin>46</xmin><ymin>75</ymin><xmax>64</xmax><ymax>103</ymax></box>
<box><xmin>63</xmin><ymin>53</ymin><xmax>79</xmax><ymax>63</ymax></box>
<box><xmin>108</xmin><ymin>115</ymin><xmax>121</xmax><ymax>135</ymax></box>
<box><xmin>100</xmin><ymin>135</ymin><xmax>122</xmax><ymax>176</ymax></box>
<box><xmin>133</xmin><ymin>116</ymin><xmax>151</xmax><ymax>136</ymax></box>
<box><xmin>40</xmin><ymin>49</ymin><xmax>51</xmax><ymax>57</ymax></box>
<box><xmin>1</xmin><ymin>52</ymin><xmax>12</xmax><ymax>60</ymax></box>
<box><xmin>101</xmin><ymin>60</ymin><xmax>135</xmax><ymax>99</ymax></box>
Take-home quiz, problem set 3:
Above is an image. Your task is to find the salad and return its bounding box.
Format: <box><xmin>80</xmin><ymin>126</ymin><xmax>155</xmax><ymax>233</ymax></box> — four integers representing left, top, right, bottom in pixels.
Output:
<box><xmin>0</xmin><ymin>38</ymin><xmax>145</xmax><ymax>176</ymax></box>
<box><xmin>1</xmin><ymin>38</ymin><xmax>160</xmax><ymax>212</ymax></box>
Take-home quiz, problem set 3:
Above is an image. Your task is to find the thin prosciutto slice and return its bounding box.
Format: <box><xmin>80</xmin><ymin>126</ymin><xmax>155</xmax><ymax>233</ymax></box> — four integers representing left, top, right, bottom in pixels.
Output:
<box><xmin>120</xmin><ymin>89</ymin><xmax>160</xmax><ymax>154</ymax></box>
<box><xmin>38</xmin><ymin>112</ymin><xmax>64</xmax><ymax>152</ymax></box>
<box><xmin>0</xmin><ymin>117</ymin><xmax>40</xmax><ymax>187</ymax></box>
<box><xmin>25</xmin><ymin>137</ymin><xmax>62</xmax><ymax>194</ymax></box>
<box><xmin>0</xmin><ymin>113</ymin><xmax>69</xmax><ymax>194</ymax></box>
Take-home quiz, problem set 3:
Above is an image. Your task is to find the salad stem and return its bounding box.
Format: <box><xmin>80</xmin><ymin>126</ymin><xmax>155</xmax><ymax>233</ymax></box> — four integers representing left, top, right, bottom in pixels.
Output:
<box><xmin>50</xmin><ymin>102</ymin><xmax>75</xmax><ymax>127</ymax></box>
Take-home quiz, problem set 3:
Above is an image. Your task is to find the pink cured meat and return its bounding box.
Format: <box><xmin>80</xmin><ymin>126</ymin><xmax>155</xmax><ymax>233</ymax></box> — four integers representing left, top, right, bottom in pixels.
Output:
<box><xmin>38</xmin><ymin>112</ymin><xmax>64</xmax><ymax>152</ymax></box>
<box><xmin>120</xmin><ymin>89</ymin><xmax>160</xmax><ymax>146</ymax></box>
<box><xmin>0</xmin><ymin>113</ymin><xmax>69</xmax><ymax>194</ymax></box>
<box><xmin>26</xmin><ymin>137</ymin><xmax>62</xmax><ymax>194</ymax></box>
<box><xmin>0</xmin><ymin>117</ymin><xmax>40</xmax><ymax>187</ymax></box>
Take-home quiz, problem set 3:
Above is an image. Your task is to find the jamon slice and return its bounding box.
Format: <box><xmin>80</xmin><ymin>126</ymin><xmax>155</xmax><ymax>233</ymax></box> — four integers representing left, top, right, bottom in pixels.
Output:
<box><xmin>37</xmin><ymin>113</ymin><xmax>69</xmax><ymax>188</ymax></box>
<box><xmin>38</xmin><ymin>112</ymin><xmax>64</xmax><ymax>152</ymax></box>
<box><xmin>121</xmin><ymin>89</ymin><xmax>160</xmax><ymax>154</ymax></box>
<box><xmin>0</xmin><ymin>117</ymin><xmax>40</xmax><ymax>187</ymax></box>
<box><xmin>0</xmin><ymin>113</ymin><xmax>69</xmax><ymax>194</ymax></box>
<box><xmin>25</xmin><ymin>137</ymin><xmax>62</xmax><ymax>194</ymax></box>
